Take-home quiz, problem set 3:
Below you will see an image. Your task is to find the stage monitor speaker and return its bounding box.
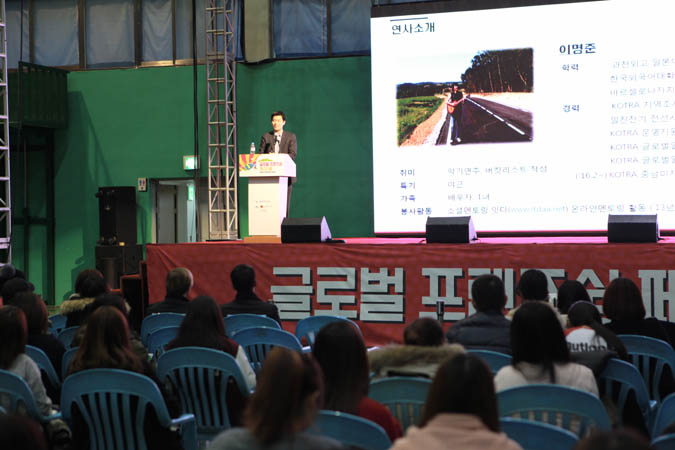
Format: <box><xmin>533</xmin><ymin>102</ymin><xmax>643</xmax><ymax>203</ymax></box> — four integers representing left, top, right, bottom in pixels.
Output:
<box><xmin>426</xmin><ymin>216</ymin><xmax>477</xmax><ymax>243</ymax></box>
<box><xmin>608</xmin><ymin>214</ymin><xmax>659</xmax><ymax>243</ymax></box>
<box><xmin>281</xmin><ymin>217</ymin><xmax>332</xmax><ymax>243</ymax></box>
<box><xmin>244</xmin><ymin>0</ymin><xmax>273</xmax><ymax>62</ymax></box>
<box><xmin>96</xmin><ymin>186</ymin><xmax>137</xmax><ymax>245</ymax></box>
<box><xmin>95</xmin><ymin>244</ymin><xmax>143</xmax><ymax>289</ymax></box>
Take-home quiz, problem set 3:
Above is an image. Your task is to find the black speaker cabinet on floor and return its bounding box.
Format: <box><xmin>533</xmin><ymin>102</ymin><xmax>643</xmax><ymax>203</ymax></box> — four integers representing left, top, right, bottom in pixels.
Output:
<box><xmin>96</xmin><ymin>186</ymin><xmax>137</xmax><ymax>245</ymax></box>
<box><xmin>281</xmin><ymin>217</ymin><xmax>332</xmax><ymax>243</ymax></box>
<box><xmin>426</xmin><ymin>216</ymin><xmax>477</xmax><ymax>243</ymax></box>
<box><xmin>608</xmin><ymin>214</ymin><xmax>659</xmax><ymax>243</ymax></box>
<box><xmin>95</xmin><ymin>244</ymin><xmax>143</xmax><ymax>289</ymax></box>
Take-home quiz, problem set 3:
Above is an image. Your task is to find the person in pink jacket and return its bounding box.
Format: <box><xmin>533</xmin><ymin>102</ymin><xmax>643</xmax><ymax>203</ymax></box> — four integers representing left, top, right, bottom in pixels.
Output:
<box><xmin>391</xmin><ymin>353</ymin><xmax>522</xmax><ymax>450</ymax></box>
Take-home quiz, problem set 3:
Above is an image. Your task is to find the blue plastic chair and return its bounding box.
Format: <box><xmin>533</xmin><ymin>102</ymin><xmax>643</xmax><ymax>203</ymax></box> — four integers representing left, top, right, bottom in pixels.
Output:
<box><xmin>500</xmin><ymin>417</ymin><xmax>578</xmax><ymax>450</ymax></box>
<box><xmin>48</xmin><ymin>314</ymin><xmax>68</xmax><ymax>336</ymax></box>
<box><xmin>223</xmin><ymin>313</ymin><xmax>280</xmax><ymax>338</ymax></box>
<box><xmin>294</xmin><ymin>315</ymin><xmax>359</xmax><ymax>348</ymax></box>
<box><xmin>60</xmin><ymin>368</ymin><xmax>197</xmax><ymax>450</ymax></box>
<box><xmin>467</xmin><ymin>349</ymin><xmax>512</xmax><ymax>375</ymax></box>
<box><xmin>231</xmin><ymin>327</ymin><xmax>302</xmax><ymax>374</ymax></box>
<box><xmin>25</xmin><ymin>345</ymin><xmax>61</xmax><ymax>389</ymax></box>
<box><xmin>310</xmin><ymin>410</ymin><xmax>392</xmax><ymax>450</ymax></box>
<box><xmin>146</xmin><ymin>325</ymin><xmax>180</xmax><ymax>358</ymax></box>
<box><xmin>498</xmin><ymin>384</ymin><xmax>611</xmax><ymax>437</ymax></box>
<box><xmin>157</xmin><ymin>347</ymin><xmax>251</xmax><ymax>442</ymax></box>
<box><xmin>368</xmin><ymin>377</ymin><xmax>431</xmax><ymax>431</ymax></box>
<box><xmin>618</xmin><ymin>334</ymin><xmax>675</xmax><ymax>402</ymax></box>
<box><xmin>140</xmin><ymin>313</ymin><xmax>185</xmax><ymax>345</ymax></box>
<box><xmin>598</xmin><ymin>358</ymin><xmax>657</xmax><ymax>432</ymax></box>
<box><xmin>652</xmin><ymin>433</ymin><xmax>675</xmax><ymax>450</ymax></box>
<box><xmin>61</xmin><ymin>346</ymin><xmax>79</xmax><ymax>379</ymax></box>
<box><xmin>56</xmin><ymin>326</ymin><xmax>80</xmax><ymax>349</ymax></box>
<box><xmin>0</xmin><ymin>405</ymin><xmax>5</xmax><ymax>415</ymax></box>
<box><xmin>653</xmin><ymin>393</ymin><xmax>675</xmax><ymax>436</ymax></box>
<box><xmin>0</xmin><ymin>369</ymin><xmax>61</xmax><ymax>424</ymax></box>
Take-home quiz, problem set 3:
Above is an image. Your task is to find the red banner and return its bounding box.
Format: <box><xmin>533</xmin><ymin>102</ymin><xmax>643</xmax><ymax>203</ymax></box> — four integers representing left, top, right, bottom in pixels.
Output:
<box><xmin>146</xmin><ymin>239</ymin><xmax>675</xmax><ymax>346</ymax></box>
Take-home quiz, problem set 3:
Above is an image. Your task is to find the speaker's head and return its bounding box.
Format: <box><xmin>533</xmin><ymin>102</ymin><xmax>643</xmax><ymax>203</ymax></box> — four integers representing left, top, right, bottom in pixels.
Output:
<box><xmin>281</xmin><ymin>217</ymin><xmax>332</xmax><ymax>243</ymax></box>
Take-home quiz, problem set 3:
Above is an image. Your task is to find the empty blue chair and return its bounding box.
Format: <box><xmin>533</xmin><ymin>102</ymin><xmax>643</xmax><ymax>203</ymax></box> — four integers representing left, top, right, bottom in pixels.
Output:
<box><xmin>467</xmin><ymin>349</ymin><xmax>512</xmax><ymax>375</ymax></box>
<box><xmin>25</xmin><ymin>345</ymin><xmax>61</xmax><ymax>389</ymax></box>
<box><xmin>48</xmin><ymin>314</ymin><xmax>68</xmax><ymax>336</ymax></box>
<box><xmin>652</xmin><ymin>433</ymin><xmax>675</xmax><ymax>450</ymax></box>
<box><xmin>498</xmin><ymin>384</ymin><xmax>611</xmax><ymax>437</ymax></box>
<box><xmin>231</xmin><ymin>327</ymin><xmax>302</xmax><ymax>374</ymax></box>
<box><xmin>368</xmin><ymin>377</ymin><xmax>431</xmax><ymax>431</ymax></box>
<box><xmin>60</xmin><ymin>368</ymin><xmax>197</xmax><ymax>450</ymax></box>
<box><xmin>500</xmin><ymin>417</ymin><xmax>578</xmax><ymax>450</ymax></box>
<box><xmin>619</xmin><ymin>334</ymin><xmax>675</xmax><ymax>402</ymax></box>
<box><xmin>157</xmin><ymin>347</ymin><xmax>251</xmax><ymax>442</ymax></box>
<box><xmin>310</xmin><ymin>410</ymin><xmax>391</xmax><ymax>450</ymax></box>
<box><xmin>61</xmin><ymin>346</ymin><xmax>79</xmax><ymax>379</ymax></box>
<box><xmin>598</xmin><ymin>358</ymin><xmax>657</xmax><ymax>432</ymax></box>
<box><xmin>56</xmin><ymin>326</ymin><xmax>80</xmax><ymax>349</ymax></box>
<box><xmin>141</xmin><ymin>313</ymin><xmax>185</xmax><ymax>345</ymax></box>
<box><xmin>146</xmin><ymin>325</ymin><xmax>180</xmax><ymax>358</ymax></box>
<box><xmin>223</xmin><ymin>313</ymin><xmax>280</xmax><ymax>338</ymax></box>
<box><xmin>295</xmin><ymin>315</ymin><xmax>359</xmax><ymax>348</ymax></box>
<box><xmin>0</xmin><ymin>370</ymin><xmax>61</xmax><ymax>424</ymax></box>
<box><xmin>653</xmin><ymin>393</ymin><xmax>675</xmax><ymax>437</ymax></box>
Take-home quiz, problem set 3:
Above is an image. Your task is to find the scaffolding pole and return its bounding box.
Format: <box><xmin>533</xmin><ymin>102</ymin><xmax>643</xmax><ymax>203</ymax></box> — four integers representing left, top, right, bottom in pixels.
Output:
<box><xmin>205</xmin><ymin>0</ymin><xmax>238</xmax><ymax>240</ymax></box>
<box><xmin>0</xmin><ymin>0</ymin><xmax>11</xmax><ymax>264</ymax></box>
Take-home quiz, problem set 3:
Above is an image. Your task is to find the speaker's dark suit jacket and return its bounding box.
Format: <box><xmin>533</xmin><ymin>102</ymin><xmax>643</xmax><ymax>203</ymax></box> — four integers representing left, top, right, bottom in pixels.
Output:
<box><xmin>259</xmin><ymin>131</ymin><xmax>297</xmax><ymax>184</ymax></box>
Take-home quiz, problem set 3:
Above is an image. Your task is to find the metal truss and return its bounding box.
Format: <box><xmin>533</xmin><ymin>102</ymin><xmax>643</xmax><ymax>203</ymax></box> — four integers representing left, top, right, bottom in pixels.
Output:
<box><xmin>0</xmin><ymin>0</ymin><xmax>11</xmax><ymax>264</ymax></box>
<box><xmin>205</xmin><ymin>0</ymin><xmax>238</xmax><ymax>240</ymax></box>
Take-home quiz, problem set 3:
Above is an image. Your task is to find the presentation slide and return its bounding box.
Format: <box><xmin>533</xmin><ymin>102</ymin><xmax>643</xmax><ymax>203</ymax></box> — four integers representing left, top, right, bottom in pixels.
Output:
<box><xmin>371</xmin><ymin>0</ymin><xmax>675</xmax><ymax>233</ymax></box>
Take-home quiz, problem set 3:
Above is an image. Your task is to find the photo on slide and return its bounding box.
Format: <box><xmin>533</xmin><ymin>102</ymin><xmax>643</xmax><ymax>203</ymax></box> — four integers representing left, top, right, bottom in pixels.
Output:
<box><xmin>397</xmin><ymin>48</ymin><xmax>534</xmax><ymax>147</ymax></box>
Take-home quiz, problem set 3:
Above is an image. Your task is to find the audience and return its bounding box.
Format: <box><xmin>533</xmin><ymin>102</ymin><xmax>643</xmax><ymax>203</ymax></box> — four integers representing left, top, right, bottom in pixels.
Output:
<box><xmin>165</xmin><ymin>295</ymin><xmax>256</xmax><ymax>391</ymax></box>
<box><xmin>369</xmin><ymin>318</ymin><xmax>464</xmax><ymax>379</ymax></box>
<box><xmin>67</xmin><ymin>306</ymin><xmax>181</xmax><ymax>450</ymax></box>
<box><xmin>0</xmin><ymin>414</ymin><xmax>48</xmax><ymax>450</ymax></box>
<box><xmin>391</xmin><ymin>353</ymin><xmax>522</xmax><ymax>450</ymax></box>
<box><xmin>0</xmin><ymin>306</ymin><xmax>53</xmax><ymax>415</ymax></box>
<box><xmin>446</xmin><ymin>274</ymin><xmax>512</xmax><ymax>354</ymax></box>
<box><xmin>507</xmin><ymin>269</ymin><xmax>566</xmax><ymax>328</ymax></box>
<box><xmin>59</xmin><ymin>269</ymin><xmax>109</xmax><ymax>327</ymax></box>
<box><xmin>572</xmin><ymin>429</ymin><xmax>650</xmax><ymax>450</ymax></box>
<box><xmin>1</xmin><ymin>277</ymin><xmax>35</xmax><ymax>306</ymax></box>
<box><xmin>11</xmin><ymin>292</ymin><xmax>66</xmax><ymax>400</ymax></box>
<box><xmin>209</xmin><ymin>347</ymin><xmax>343</xmax><ymax>450</ymax></box>
<box><xmin>565</xmin><ymin>300</ymin><xmax>627</xmax><ymax>359</ymax></box>
<box><xmin>556</xmin><ymin>279</ymin><xmax>592</xmax><ymax>316</ymax></box>
<box><xmin>312</xmin><ymin>321</ymin><xmax>402</xmax><ymax>441</ymax></box>
<box><xmin>495</xmin><ymin>301</ymin><xmax>598</xmax><ymax>396</ymax></box>
<box><xmin>602</xmin><ymin>277</ymin><xmax>674</xmax><ymax>347</ymax></box>
<box><xmin>221</xmin><ymin>264</ymin><xmax>281</xmax><ymax>324</ymax></box>
<box><xmin>146</xmin><ymin>267</ymin><xmax>193</xmax><ymax>315</ymax></box>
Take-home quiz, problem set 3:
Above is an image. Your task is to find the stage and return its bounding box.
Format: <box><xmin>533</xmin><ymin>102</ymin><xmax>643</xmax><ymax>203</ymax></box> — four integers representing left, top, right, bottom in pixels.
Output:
<box><xmin>146</xmin><ymin>236</ymin><xmax>675</xmax><ymax>346</ymax></box>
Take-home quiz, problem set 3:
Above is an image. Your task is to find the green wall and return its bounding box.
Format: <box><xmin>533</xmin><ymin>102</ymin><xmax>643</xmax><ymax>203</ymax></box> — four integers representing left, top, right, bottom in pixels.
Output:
<box><xmin>11</xmin><ymin>56</ymin><xmax>374</xmax><ymax>304</ymax></box>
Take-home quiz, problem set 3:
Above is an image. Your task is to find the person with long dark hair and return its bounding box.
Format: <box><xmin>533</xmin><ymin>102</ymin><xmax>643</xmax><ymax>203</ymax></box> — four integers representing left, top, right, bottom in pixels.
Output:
<box><xmin>59</xmin><ymin>269</ymin><xmax>109</xmax><ymax>327</ymax></box>
<box><xmin>0</xmin><ymin>306</ymin><xmax>53</xmax><ymax>415</ymax></box>
<box><xmin>209</xmin><ymin>348</ymin><xmax>342</xmax><ymax>450</ymax></box>
<box><xmin>165</xmin><ymin>295</ymin><xmax>255</xmax><ymax>391</ymax></box>
<box><xmin>602</xmin><ymin>277</ymin><xmax>674</xmax><ymax>347</ymax></box>
<box><xmin>556</xmin><ymin>280</ymin><xmax>592</xmax><ymax>315</ymax></box>
<box><xmin>495</xmin><ymin>301</ymin><xmax>598</xmax><ymax>395</ymax></box>
<box><xmin>312</xmin><ymin>321</ymin><xmax>402</xmax><ymax>441</ymax></box>
<box><xmin>391</xmin><ymin>353</ymin><xmax>522</xmax><ymax>450</ymax></box>
<box><xmin>565</xmin><ymin>301</ymin><xmax>628</xmax><ymax>359</ymax></box>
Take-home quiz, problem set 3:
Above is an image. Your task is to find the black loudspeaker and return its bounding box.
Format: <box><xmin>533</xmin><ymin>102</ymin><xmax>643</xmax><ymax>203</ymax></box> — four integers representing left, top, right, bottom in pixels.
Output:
<box><xmin>121</xmin><ymin>274</ymin><xmax>144</xmax><ymax>332</ymax></box>
<box><xmin>95</xmin><ymin>244</ymin><xmax>143</xmax><ymax>289</ymax></box>
<box><xmin>426</xmin><ymin>216</ymin><xmax>477</xmax><ymax>243</ymax></box>
<box><xmin>281</xmin><ymin>217</ymin><xmax>332</xmax><ymax>243</ymax></box>
<box><xmin>608</xmin><ymin>214</ymin><xmax>659</xmax><ymax>243</ymax></box>
<box><xmin>96</xmin><ymin>186</ymin><xmax>137</xmax><ymax>245</ymax></box>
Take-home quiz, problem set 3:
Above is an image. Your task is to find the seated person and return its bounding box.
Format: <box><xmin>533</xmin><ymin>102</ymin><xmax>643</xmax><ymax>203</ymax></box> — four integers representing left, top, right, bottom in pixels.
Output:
<box><xmin>446</xmin><ymin>274</ymin><xmax>511</xmax><ymax>354</ymax></box>
<box><xmin>369</xmin><ymin>317</ymin><xmax>464</xmax><ymax>379</ymax></box>
<box><xmin>507</xmin><ymin>269</ymin><xmax>566</xmax><ymax>329</ymax></box>
<box><xmin>146</xmin><ymin>268</ymin><xmax>193</xmax><ymax>315</ymax></box>
<box><xmin>59</xmin><ymin>269</ymin><xmax>109</xmax><ymax>327</ymax></box>
<box><xmin>495</xmin><ymin>301</ymin><xmax>598</xmax><ymax>396</ymax></box>
<box><xmin>221</xmin><ymin>264</ymin><xmax>280</xmax><ymax>324</ymax></box>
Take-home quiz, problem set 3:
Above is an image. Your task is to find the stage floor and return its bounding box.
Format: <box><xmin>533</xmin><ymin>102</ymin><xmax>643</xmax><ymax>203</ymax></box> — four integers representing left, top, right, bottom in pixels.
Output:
<box><xmin>146</xmin><ymin>236</ymin><xmax>675</xmax><ymax>345</ymax></box>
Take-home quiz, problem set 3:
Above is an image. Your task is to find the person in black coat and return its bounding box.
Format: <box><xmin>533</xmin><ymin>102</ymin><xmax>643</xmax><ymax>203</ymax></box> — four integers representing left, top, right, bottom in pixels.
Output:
<box><xmin>146</xmin><ymin>268</ymin><xmax>193</xmax><ymax>315</ymax></box>
<box><xmin>221</xmin><ymin>264</ymin><xmax>280</xmax><ymax>324</ymax></box>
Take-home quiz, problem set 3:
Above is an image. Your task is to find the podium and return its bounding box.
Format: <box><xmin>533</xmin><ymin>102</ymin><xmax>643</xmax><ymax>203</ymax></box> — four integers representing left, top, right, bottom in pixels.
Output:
<box><xmin>239</xmin><ymin>153</ymin><xmax>296</xmax><ymax>239</ymax></box>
